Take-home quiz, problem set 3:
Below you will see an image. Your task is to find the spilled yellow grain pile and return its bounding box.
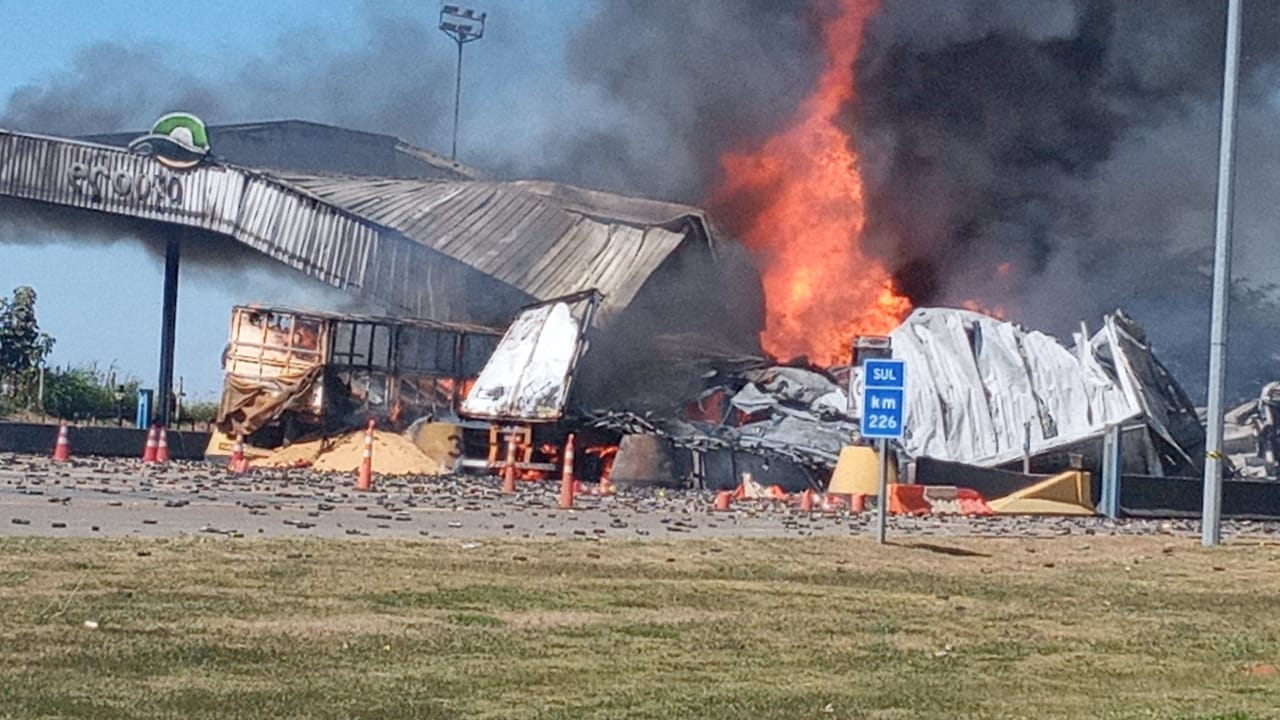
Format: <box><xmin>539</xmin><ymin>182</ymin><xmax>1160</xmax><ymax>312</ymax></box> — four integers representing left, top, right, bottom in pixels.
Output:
<box><xmin>262</xmin><ymin>428</ymin><xmax>446</xmax><ymax>476</ymax></box>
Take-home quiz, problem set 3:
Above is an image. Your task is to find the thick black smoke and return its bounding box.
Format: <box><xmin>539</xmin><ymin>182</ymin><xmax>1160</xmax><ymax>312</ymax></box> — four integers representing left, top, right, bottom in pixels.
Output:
<box><xmin>524</xmin><ymin>0</ymin><xmax>824</xmax><ymax>201</ymax></box>
<box><xmin>851</xmin><ymin>0</ymin><xmax>1280</xmax><ymax>401</ymax></box>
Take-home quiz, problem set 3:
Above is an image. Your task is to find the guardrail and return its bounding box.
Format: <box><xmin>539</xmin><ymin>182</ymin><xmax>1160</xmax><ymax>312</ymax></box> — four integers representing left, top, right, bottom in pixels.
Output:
<box><xmin>0</xmin><ymin>422</ymin><xmax>209</xmax><ymax>460</ymax></box>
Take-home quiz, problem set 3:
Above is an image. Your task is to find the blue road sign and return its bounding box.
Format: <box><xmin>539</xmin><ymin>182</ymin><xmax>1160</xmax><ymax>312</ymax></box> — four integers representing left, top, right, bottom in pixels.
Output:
<box><xmin>863</xmin><ymin>359</ymin><xmax>905</xmax><ymax>389</ymax></box>
<box><xmin>861</xmin><ymin>359</ymin><xmax>905</xmax><ymax>439</ymax></box>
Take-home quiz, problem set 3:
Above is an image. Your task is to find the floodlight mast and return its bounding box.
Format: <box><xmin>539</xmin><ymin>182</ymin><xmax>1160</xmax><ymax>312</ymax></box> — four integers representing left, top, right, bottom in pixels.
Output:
<box><xmin>438</xmin><ymin>3</ymin><xmax>486</xmax><ymax>162</ymax></box>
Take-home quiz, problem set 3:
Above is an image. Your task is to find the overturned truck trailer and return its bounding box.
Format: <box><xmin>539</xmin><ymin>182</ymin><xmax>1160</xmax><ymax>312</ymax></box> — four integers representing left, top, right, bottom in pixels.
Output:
<box><xmin>453</xmin><ymin>291</ymin><xmax>609</xmax><ymax>478</ymax></box>
<box><xmin>580</xmin><ymin>306</ymin><xmax>1206</xmax><ymax>495</ymax></box>
<box><xmin>215</xmin><ymin>305</ymin><xmax>500</xmax><ymax>445</ymax></box>
<box><xmin>876</xmin><ymin>307</ymin><xmax>1205</xmax><ymax>478</ymax></box>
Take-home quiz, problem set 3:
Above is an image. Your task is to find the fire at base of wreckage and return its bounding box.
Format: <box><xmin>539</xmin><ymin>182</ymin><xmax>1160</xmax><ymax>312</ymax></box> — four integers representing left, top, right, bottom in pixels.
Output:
<box><xmin>205</xmin><ymin>290</ymin><xmax>1280</xmax><ymax>521</ymax></box>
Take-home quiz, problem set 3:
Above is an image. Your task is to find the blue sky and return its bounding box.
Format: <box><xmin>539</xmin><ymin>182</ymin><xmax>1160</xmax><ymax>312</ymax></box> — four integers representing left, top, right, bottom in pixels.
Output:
<box><xmin>0</xmin><ymin>0</ymin><xmax>591</xmax><ymax>400</ymax></box>
<box><xmin>0</xmin><ymin>1</ymin><xmax>357</xmax><ymax>93</ymax></box>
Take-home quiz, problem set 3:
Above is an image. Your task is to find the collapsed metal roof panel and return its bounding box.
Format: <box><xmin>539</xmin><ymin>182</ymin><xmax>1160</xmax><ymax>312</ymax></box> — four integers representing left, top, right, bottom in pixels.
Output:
<box><xmin>0</xmin><ymin>126</ymin><xmax>727</xmax><ymax>329</ymax></box>
<box><xmin>0</xmin><ymin>129</ymin><xmax>370</xmax><ymax>280</ymax></box>
<box><xmin>510</xmin><ymin>179</ymin><xmax>709</xmax><ymax>228</ymax></box>
<box><xmin>862</xmin><ymin>307</ymin><xmax>1204</xmax><ymax>475</ymax></box>
<box><xmin>0</xmin><ymin>128</ymin><xmax>495</xmax><ymax>322</ymax></box>
<box><xmin>278</xmin><ymin>174</ymin><xmax>694</xmax><ymax>322</ymax></box>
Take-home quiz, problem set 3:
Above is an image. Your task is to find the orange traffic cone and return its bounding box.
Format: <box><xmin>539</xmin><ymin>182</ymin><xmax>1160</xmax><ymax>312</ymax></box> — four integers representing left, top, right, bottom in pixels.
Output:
<box><xmin>142</xmin><ymin>426</ymin><xmax>159</xmax><ymax>464</ymax></box>
<box><xmin>799</xmin><ymin>488</ymin><xmax>815</xmax><ymax>512</ymax></box>
<box><xmin>229</xmin><ymin>433</ymin><xmax>247</xmax><ymax>474</ymax></box>
<box><xmin>559</xmin><ymin>434</ymin><xmax>577</xmax><ymax>509</ymax></box>
<box><xmin>356</xmin><ymin>419</ymin><xmax>375</xmax><ymax>491</ymax></box>
<box><xmin>819</xmin><ymin>493</ymin><xmax>842</xmax><ymax>514</ymax></box>
<box><xmin>155</xmin><ymin>427</ymin><xmax>170</xmax><ymax>465</ymax></box>
<box><xmin>713</xmin><ymin>490</ymin><xmax>732</xmax><ymax>511</ymax></box>
<box><xmin>560</xmin><ymin>435</ymin><xmax>581</xmax><ymax>507</ymax></box>
<box><xmin>849</xmin><ymin>493</ymin><xmax>867</xmax><ymax>513</ymax></box>
<box><xmin>501</xmin><ymin>428</ymin><xmax>518</xmax><ymax>495</ymax></box>
<box><xmin>51</xmin><ymin>422</ymin><xmax>71</xmax><ymax>462</ymax></box>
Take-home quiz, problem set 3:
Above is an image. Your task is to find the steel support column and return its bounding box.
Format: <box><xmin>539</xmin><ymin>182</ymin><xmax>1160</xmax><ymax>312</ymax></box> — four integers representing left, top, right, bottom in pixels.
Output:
<box><xmin>156</xmin><ymin>236</ymin><xmax>180</xmax><ymax>428</ymax></box>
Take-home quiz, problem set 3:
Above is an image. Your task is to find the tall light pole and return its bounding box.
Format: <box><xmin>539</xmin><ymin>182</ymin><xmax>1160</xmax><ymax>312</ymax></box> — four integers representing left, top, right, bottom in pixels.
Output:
<box><xmin>1202</xmin><ymin>0</ymin><xmax>1243</xmax><ymax>547</ymax></box>
<box><xmin>439</xmin><ymin>3</ymin><xmax>486</xmax><ymax>162</ymax></box>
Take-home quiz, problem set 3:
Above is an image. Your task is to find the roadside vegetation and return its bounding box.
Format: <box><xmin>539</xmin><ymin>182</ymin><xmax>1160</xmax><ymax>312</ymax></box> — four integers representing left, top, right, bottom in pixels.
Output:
<box><xmin>5</xmin><ymin>364</ymin><xmax>219</xmax><ymax>428</ymax></box>
<box><xmin>0</xmin><ymin>285</ymin><xmax>217</xmax><ymax>427</ymax></box>
<box><xmin>1</xmin><ymin>535</ymin><xmax>1278</xmax><ymax>719</ymax></box>
<box><xmin>0</xmin><ymin>285</ymin><xmax>54</xmax><ymax>413</ymax></box>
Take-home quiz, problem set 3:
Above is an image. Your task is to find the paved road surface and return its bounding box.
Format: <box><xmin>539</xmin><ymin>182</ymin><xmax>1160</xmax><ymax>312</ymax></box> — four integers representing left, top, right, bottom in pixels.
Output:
<box><xmin>1</xmin><ymin>453</ymin><xmax>1274</xmax><ymax>541</ymax></box>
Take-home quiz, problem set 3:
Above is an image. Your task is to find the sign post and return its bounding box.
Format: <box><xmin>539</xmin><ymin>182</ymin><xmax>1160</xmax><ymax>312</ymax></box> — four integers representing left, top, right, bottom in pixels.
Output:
<box><xmin>861</xmin><ymin>359</ymin><xmax>906</xmax><ymax>544</ymax></box>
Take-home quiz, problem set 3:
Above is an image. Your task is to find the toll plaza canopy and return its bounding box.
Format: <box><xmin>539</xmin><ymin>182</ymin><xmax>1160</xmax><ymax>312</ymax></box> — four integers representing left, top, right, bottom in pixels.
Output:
<box><xmin>0</xmin><ymin>121</ymin><xmax>761</xmax><ymax>338</ymax></box>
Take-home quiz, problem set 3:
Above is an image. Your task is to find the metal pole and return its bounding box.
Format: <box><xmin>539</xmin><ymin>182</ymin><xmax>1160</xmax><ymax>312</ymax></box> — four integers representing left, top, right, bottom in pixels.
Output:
<box><xmin>1022</xmin><ymin>420</ymin><xmax>1032</xmax><ymax>474</ymax></box>
<box><xmin>450</xmin><ymin>39</ymin><xmax>463</xmax><ymax>161</ymax></box>
<box><xmin>1101</xmin><ymin>424</ymin><xmax>1122</xmax><ymax>519</ymax></box>
<box><xmin>156</xmin><ymin>236</ymin><xmax>181</xmax><ymax>429</ymax></box>
<box><xmin>876</xmin><ymin>438</ymin><xmax>889</xmax><ymax>544</ymax></box>
<box><xmin>1203</xmin><ymin>0</ymin><xmax>1243</xmax><ymax>547</ymax></box>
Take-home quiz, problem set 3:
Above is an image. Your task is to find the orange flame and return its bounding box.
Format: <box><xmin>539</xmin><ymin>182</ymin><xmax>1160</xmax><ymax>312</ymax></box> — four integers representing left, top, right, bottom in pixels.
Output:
<box><xmin>708</xmin><ymin>0</ymin><xmax>908</xmax><ymax>366</ymax></box>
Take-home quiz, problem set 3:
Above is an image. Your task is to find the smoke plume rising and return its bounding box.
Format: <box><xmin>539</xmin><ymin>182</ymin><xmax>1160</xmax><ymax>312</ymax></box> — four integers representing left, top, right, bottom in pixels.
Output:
<box><xmin>530</xmin><ymin>0</ymin><xmax>825</xmax><ymax>201</ymax></box>
<box><xmin>848</xmin><ymin>0</ymin><xmax>1280</xmax><ymax>399</ymax></box>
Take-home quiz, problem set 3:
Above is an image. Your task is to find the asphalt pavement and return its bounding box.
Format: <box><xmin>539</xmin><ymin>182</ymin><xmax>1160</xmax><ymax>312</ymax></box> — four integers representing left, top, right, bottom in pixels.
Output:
<box><xmin>1</xmin><ymin>453</ymin><xmax>1275</xmax><ymax>542</ymax></box>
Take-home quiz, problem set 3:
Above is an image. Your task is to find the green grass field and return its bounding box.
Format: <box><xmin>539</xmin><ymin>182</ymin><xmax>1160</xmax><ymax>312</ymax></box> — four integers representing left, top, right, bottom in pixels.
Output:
<box><xmin>1</xmin><ymin>534</ymin><xmax>1278</xmax><ymax>719</ymax></box>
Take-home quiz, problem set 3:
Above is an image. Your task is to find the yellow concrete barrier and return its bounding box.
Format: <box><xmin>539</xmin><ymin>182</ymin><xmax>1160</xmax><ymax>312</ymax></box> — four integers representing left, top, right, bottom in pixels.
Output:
<box><xmin>828</xmin><ymin>445</ymin><xmax>897</xmax><ymax>496</ymax></box>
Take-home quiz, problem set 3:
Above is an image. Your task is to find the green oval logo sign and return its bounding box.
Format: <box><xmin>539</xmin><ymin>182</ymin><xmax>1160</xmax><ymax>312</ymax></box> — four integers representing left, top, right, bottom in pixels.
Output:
<box><xmin>127</xmin><ymin>112</ymin><xmax>210</xmax><ymax>169</ymax></box>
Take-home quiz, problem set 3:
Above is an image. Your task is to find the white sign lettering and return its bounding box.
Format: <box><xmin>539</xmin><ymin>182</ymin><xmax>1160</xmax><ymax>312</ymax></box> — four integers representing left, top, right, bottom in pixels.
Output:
<box><xmin>67</xmin><ymin>162</ymin><xmax>184</xmax><ymax>207</ymax></box>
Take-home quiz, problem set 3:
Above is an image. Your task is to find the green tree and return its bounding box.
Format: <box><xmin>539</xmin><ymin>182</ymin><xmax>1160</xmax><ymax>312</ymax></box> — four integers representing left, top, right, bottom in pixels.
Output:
<box><xmin>0</xmin><ymin>286</ymin><xmax>55</xmax><ymax>408</ymax></box>
<box><xmin>181</xmin><ymin>400</ymin><xmax>220</xmax><ymax>426</ymax></box>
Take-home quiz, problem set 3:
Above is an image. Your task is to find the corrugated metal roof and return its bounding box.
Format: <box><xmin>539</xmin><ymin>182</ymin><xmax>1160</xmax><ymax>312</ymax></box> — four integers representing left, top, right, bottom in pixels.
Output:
<box><xmin>276</xmin><ymin>174</ymin><xmax>701</xmax><ymax>322</ymax></box>
<box><xmin>81</xmin><ymin>119</ymin><xmax>479</xmax><ymax>181</ymax></box>
<box><xmin>0</xmin><ymin>129</ymin><xmax>379</xmax><ymax>288</ymax></box>
<box><xmin>236</xmin><ymin>304</ymin><xmax>501</xmax><ymax>336</ymax></box>
<box><xmin>0</xmin><ymin>128</ymin><xmax>457</xmax><ymax>319</ymax></box>
<box><xmin>0</xmin><ymin>127</ymin><xmax>727</xmax><ymax>327</ymax></box>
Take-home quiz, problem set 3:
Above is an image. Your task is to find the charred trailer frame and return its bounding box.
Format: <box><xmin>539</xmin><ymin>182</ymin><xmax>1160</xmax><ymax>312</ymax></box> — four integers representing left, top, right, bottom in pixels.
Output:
<box><xmin>216</xmin><ymin>305</ymin><xmax>500</xmax><ymax>445</ymax></box>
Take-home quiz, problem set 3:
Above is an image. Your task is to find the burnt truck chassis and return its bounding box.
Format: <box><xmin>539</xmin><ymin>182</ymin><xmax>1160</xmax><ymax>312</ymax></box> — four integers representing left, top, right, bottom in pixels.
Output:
<box><xmin>216</xmin><ymin>305</ymin><xmax>501</xmax><ymax>447</ymax></box>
